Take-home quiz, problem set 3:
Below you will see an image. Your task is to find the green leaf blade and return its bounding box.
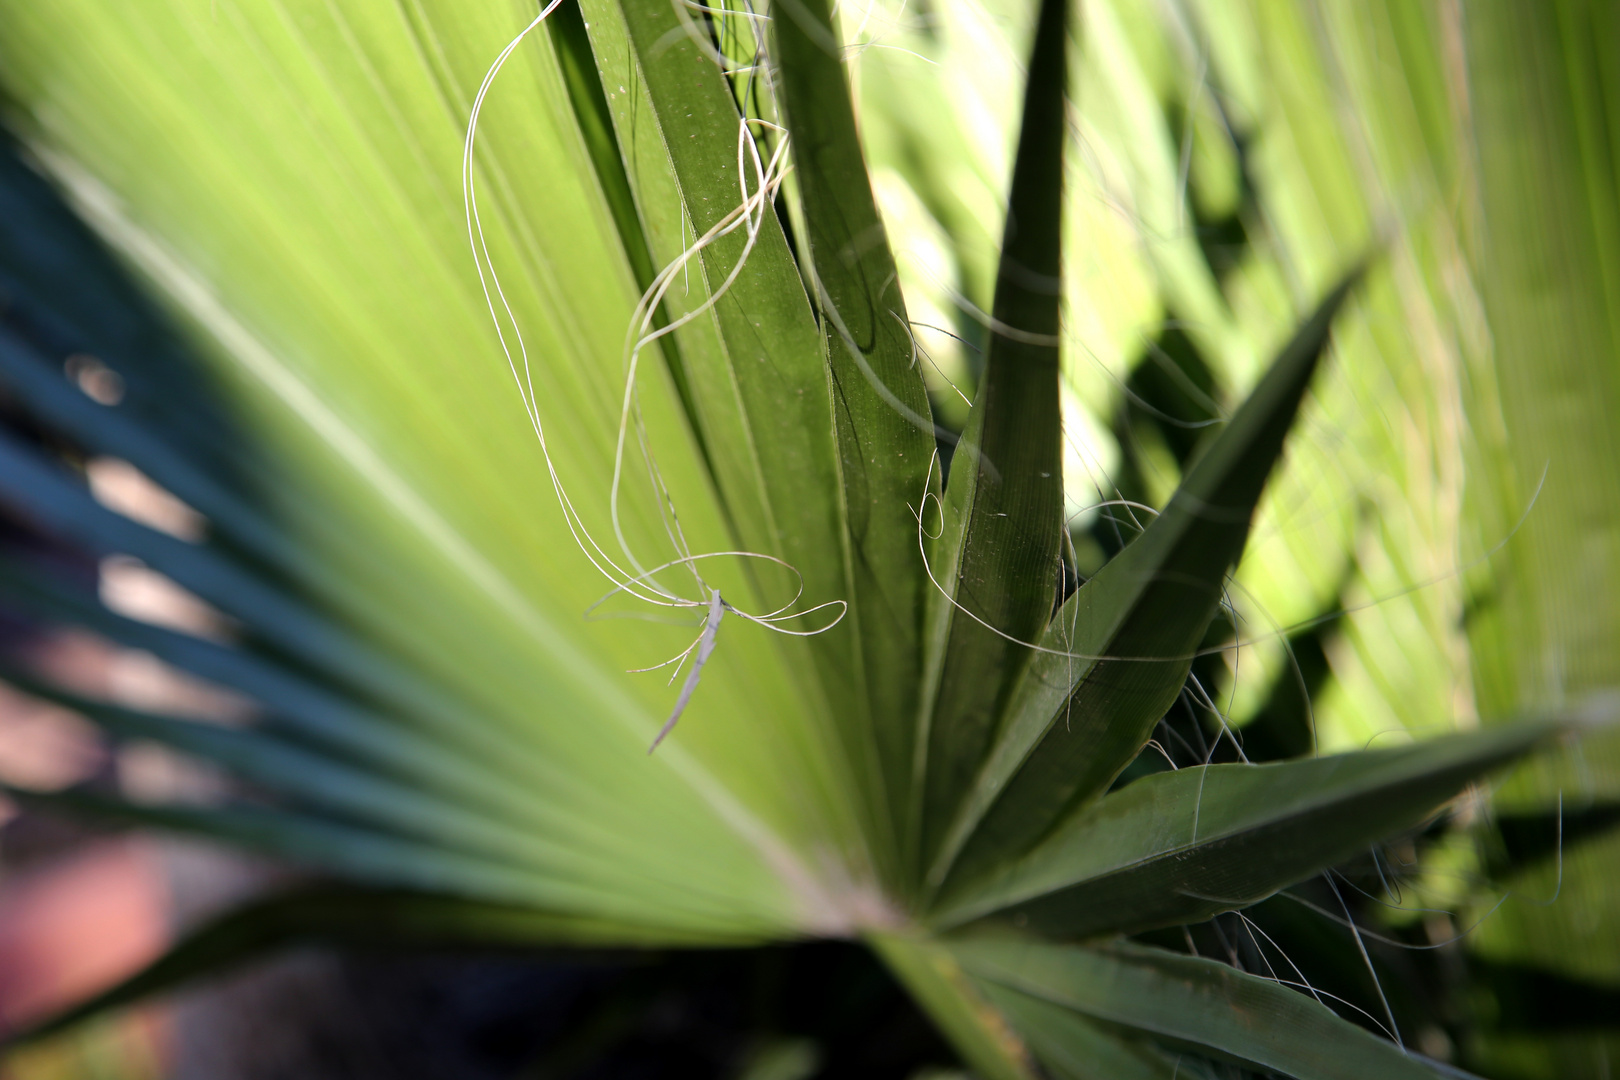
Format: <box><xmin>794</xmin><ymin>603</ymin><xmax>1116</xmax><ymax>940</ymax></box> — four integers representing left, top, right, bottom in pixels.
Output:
<box><xmin>578</xmin><ymin>0</ymin><xmax>888</xmax><ymax>879</ymax></box>
<box><xmin>0</xmin><ymin>0</ymin><xmax>858</xmax><ymax>938</ymax></box>
<box><xmin>952</xmin><ymin>937</ymin><xmax>1448</xmax><ymax>1080</ymax></box>
<box><xmin>931</xmin><ymin>270</ymin><xmax>1363</xmax><ymax>892</ymax></box>
<box><xmin>867</xmin><ymin>933</ymin><xmax>1041</xmax><ymax>1080</ymax></box>
<box><xmin>933</xmin><ymin>722</ymin><xmax>1556</xmax><ymax>936</ymax></box>
<box><xmin>975</xmin><ymin>983</ymin><xmax>1193</xmax><ymax>1080</ymax></box>
<box><xmin>0</xmin><ymin>667</ymin><xmax>702</xmax><ymax>902</ymax></box>
<box><xmin>913</xmin><ymin>0</ymin><xmax>1069</xmax><ymax>879</ymax></box>
<box><xmin>771</xmin><ymin>0</ymin><xmax>940</xmax><ymax>884</ymax></box>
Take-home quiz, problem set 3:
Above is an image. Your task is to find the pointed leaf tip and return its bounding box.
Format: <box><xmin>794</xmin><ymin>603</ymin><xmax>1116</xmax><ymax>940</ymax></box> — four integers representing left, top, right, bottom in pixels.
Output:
<box><xmin>911</xmin><ymin>0</ymin><xmax>1071</xmax><ymax>883</ymax></box>
<box><xmin>933</xmin><ymin>720</ymin><xmax>1556</xmax><ymax>936</ymax></box>
<box><xmin>930</xmin><ymin>267</ymin><xmax>1365</xmax><ymax>892</ymax></box>
<box><xmin>771</xmin><ymin>0</ymin><xmax>938</xmax><ymax>874</ymax></box>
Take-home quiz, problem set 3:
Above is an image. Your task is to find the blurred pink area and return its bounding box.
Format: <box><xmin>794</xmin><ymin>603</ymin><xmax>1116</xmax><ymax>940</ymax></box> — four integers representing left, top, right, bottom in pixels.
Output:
<box><xmin>0</xmin><ymin>839</ymin><xmax>171</xmax><ymax>1034</ymax></box>
<box><xmin>0</xmin><ymin>680</ymin><xmax>105</xmax><ymax>798</ymax></box>
<box><xmin>0</xmin><ymin>635</ymin><xmax>178</xmax><ymax>1046</ymax></box>
<box><xmin>0</xmin><ymin>601</ymin><xmax>258</xmax><ymax>1065</ymax></box>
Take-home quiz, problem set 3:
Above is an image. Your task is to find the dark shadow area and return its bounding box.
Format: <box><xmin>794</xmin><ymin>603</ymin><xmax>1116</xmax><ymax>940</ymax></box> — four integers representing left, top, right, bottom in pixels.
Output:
<box><xmin>1491</xmin><ymin>802</ymin><xmax>1620</xmax><ymax>873</ymax></box>
<box><xmin>1162</xmin><ymin>97</ymin><xmax>1256</xmax><ymax>287</ymax></box>
<box><xmin>152</xmin><ymin>941</ymin><xmax>957</xmax><ymax>1080</ymax></box>
<box><xmin>1470</xmin><ymin>959</ymin><xmax>1620</xmax><ymax>1033</ymax></box>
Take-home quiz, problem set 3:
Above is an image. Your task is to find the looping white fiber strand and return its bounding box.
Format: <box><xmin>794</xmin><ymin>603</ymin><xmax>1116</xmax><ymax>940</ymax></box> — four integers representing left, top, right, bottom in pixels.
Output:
<box><xmin>671</xmin><ymin>0</ymin><xmax>770</xmax><ymax>75</ymax></box>
<box><xmin>464</xmin><ymin>5</ymin><xmax>844</xmax><ymax>747</ymax></box>
<box><xmin>914</xmin><ymin>449</ymin><xmax>1181</xmax><ymax>664</ymax></box>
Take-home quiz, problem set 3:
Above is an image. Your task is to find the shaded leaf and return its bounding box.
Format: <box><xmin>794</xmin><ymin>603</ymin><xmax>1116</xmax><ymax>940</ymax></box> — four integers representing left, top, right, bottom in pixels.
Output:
<box><xmin>771</xmin><ymin>0</ymin><xmax>939</xmax><ymax>881</ymax></box>
<box><xmin>3</xmin><ymin>782</ymin><xmax>783</xmax><ymax>938</ymax></box>
<box><xmin>952</xmin><ymin>936</ymin><xmax>1448</xmax><ymax>1080</ymax></box>
<box><xmin>0</xmin><ymin>560</ymin><xmax>570</xmax><ymax>808</ymax></box>
<box><xmin>977</xmin><ymin>984</ymin><xmax>1192</xmax><ymax>1080</ymax></box>
<box><xmin>0</xmin><ymin>666</ymin><xmax>679</xmax><ymax>899</ymax></box>
<box><xmin>0</xmin><ymin>420</ymin><xmax>474</xmax><ymax>737</ymax></box>
<box><xmin>867</xmin><ymin>933</ymin><xmax>1039</xmax><ymax>1080</ymax></box>
<box><xmin>932</xmin><ymin>721</ymin><xmax>1556</xmax><ymax>936</ymax></box>
<box><xmin>912</xmin><ymin>0</ymin><xmax>1069</xmax><ymax>874</ymax></box>
<box><xmin>0</xmin><ymin>327</ymin><xmax>293</xmax><ymax>575</ymax></box>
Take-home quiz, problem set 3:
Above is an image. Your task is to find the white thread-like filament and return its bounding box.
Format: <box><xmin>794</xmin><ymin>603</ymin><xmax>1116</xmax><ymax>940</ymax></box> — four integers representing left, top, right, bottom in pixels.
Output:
<box><xmin>464</xmin><ymin>4</ymin><xmax>845</xmax><ymax>746</ymax></box>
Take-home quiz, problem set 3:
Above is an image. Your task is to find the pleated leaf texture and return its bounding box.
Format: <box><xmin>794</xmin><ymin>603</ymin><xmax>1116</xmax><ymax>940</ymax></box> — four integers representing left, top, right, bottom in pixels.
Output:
<box><xmin>0</xmin><ymin>0</ymin><xmax>1576</xmax><ymax>1076</ymax></box>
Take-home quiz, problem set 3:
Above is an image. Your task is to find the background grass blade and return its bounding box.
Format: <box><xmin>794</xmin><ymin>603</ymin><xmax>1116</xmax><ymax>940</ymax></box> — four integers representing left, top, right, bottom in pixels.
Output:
<box><xmin>770</xmin><ymin>0</ymin><xmax>939</xmax><ymax>883</ymax></box>
<box><xmin>931</xmin><ymin>271</ymin><xmax>1360</xmax><ymax>892</ymax></box>
<box><xmin>932</xmin><ymin>722</ymin><xmax>1557</xmax><ymax>935</ymax></box>
<box><xmin>952</xmin><ymin>936</ymin><xmax>1448</xmax><ymax>1080</ymax></box>
<box><xmin>912</xmin><ymin>0</ymin><xmax>1068</xmax><ymax>878</ymax></box>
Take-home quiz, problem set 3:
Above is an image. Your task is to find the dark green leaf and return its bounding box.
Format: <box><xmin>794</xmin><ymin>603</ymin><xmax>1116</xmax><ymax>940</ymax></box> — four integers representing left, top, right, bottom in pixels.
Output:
<box><xmin>771</xmin><ymin>0</ymin><xmax>939</xmax><ymax>881</ymax></box>
<box><xmin>952</xmin><ymin>936</ymin><xmax>1448</xmax><ymax>1080</ymax></box>
<box><xmin>867</xmin><ymin>932</ymin><xmax>1040</xmax><ymax>1080</ymax></box>
<box><xmin>976</xmin><ymin>983</ymin><xmax>1196</xmax><ymax>1080</ymax></box>
<box><xmin>577</xmin><ymin>0</ymin><xmax>840</xmax><ymax>611</ymax></box>
<box><xmin>912</xmin><ymin>0</ymin><xmax>1069</xmax><ymax>877</ymax></box>
<box><xmin>932</xmin><ymin>722</ymin><xmax>1556</xmax><ymax>936</ymax></box>
<box><xmin>929</xmin><ymin>270</ymin><xmax>1363</xmax><ymax>892</ymax></box>
<box><xmin>544</xmin><ymin>0</ymin><xmax>716</xmax><ymax>484</ymax></box>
